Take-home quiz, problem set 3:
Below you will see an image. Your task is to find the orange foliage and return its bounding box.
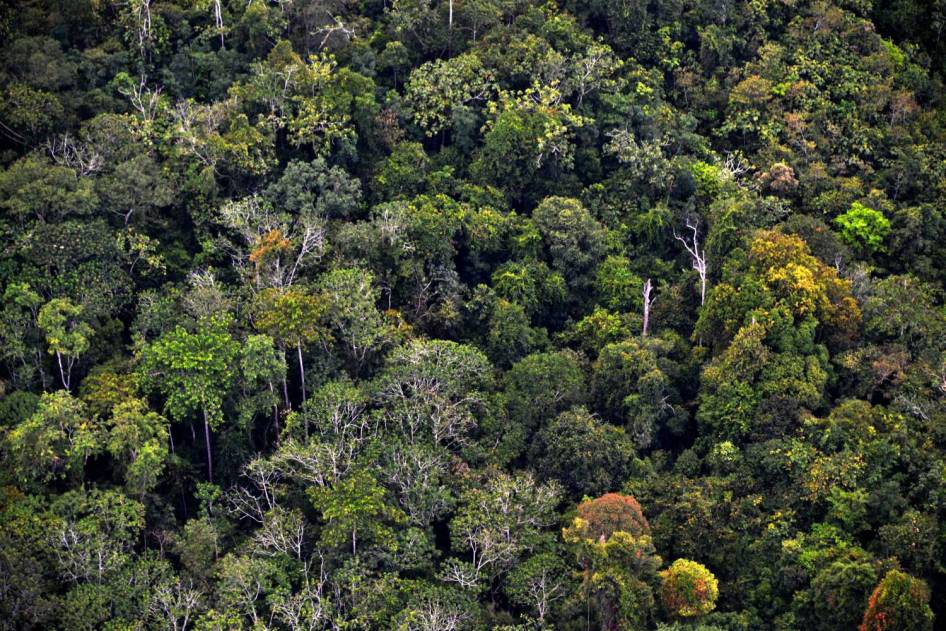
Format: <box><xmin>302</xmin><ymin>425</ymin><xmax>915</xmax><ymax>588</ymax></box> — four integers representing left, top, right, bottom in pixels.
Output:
<box><xmin>249</xmin><ymin>229</ymin><xmax>291</xmax><ymax>266</ymax></box>
<box><xmin>576</xmin><ymin>493</ymin><xmax>649</xmax><ymax>541</ymax></box>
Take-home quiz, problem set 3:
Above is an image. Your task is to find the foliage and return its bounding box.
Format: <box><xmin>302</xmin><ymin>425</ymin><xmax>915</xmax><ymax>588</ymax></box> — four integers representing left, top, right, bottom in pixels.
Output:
<box><xmin>860</xmin><ymin>569</ymin><xmax>934</xmax><ymax>631</ymax></box>
<box><xmin>2</xmin><ymin>0</ymin><xmax>946</xmax><ymax>628</ymax></box>
<box><xmin>659</xmin><ymin>559</ymin><xmax>719</xmax><ymax>618</ymax></box>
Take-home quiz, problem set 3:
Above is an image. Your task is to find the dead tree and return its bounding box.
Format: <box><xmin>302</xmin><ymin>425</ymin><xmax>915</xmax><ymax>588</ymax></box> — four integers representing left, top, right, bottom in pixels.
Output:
<box><xmin>673</xmin><ymin>216</ymin><xmax>708</xmax><ymax>306</ymax></box>
<box><xmin>642</xmin><ymin>278</ymin><xmax>656</xmax><ymax>337</ymax></box>
<box><xmin>212</xmin><ymin>0</ymin><xmax>225</xmax><ymax>49</ymax></box>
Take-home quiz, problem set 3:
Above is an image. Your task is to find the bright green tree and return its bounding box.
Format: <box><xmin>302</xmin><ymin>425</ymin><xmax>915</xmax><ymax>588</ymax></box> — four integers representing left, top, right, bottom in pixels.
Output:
<box><xmin>138</xmin><ymin>316</ymin><xmax>239</xmax><ymax>482</ymax></box>
<box><xmin>834</xmin><ymin>202</ymin><xmax>891</xmax><ymax>254</ymax></box>
<box><xmin>38</xmin><ymin>297</ymin><xmax>92</xmax><ymax>390</ymax></box>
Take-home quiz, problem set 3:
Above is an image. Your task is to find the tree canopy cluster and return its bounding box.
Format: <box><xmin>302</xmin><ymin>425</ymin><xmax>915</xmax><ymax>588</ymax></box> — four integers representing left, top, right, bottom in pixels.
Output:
<box><xmin>1</xmin><ymin>0</ymin><xmax>946</xmax><ymax>629</ymax></box>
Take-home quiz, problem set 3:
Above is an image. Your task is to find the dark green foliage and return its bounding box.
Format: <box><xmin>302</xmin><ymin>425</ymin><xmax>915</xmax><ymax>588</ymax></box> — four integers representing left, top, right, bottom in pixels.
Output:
<box><xmin>1</xmin><ymin>0</ymin><xmax>945</xmax><ymax>628</ymax></box>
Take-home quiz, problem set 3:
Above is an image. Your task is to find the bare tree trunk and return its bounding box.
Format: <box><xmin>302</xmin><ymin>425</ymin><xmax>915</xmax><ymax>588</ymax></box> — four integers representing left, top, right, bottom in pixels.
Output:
<box><xmin>212</xmin><ymin>0</ymin><xmax>225</xmax><ymax>49</ymax></box>
<box><xmin>674</xmin><ymin>216</ymin><xmax>708</xmax><ymax>306</ymax></box>
<box><xmin>202</xmin><ymin>408</ymin><xmax>213</xmax><ymax>483</ymax></box>
<box><xmin>642</xmin><ymin>279</ymin><xmax>655</xmax><ymax>337</ymax></box>
<box><xmin>297</xmin><ymin>341</ymin><xmax>306</xmax><ymax>404</ymax></box>
<box><xmin>56</xmin><ymin>351</ymin><xmax>70</xmax><ymax>390</ymax></box>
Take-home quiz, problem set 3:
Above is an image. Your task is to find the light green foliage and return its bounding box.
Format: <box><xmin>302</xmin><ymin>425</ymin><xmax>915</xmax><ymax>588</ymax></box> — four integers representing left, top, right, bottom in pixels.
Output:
<box><xmin>138</xmin><ymin>316</ymin><xmax>239</xmax><ymax>428</ymax></box>
<box><xmin>405</xmin><ymin>53</ymin><xmax>493</xmax><ymax>137</ymax></box>
<box><xmin>594</xmin><ymin>255</ymin><xmax>644</xmax><ymax>311</ymax></box>
<box><xmin>38</xmin><ymin>297</ymin><xmax>92</xmax><ymax>390</ymax></box>
<box><xmin>308</xmin><ymin>466</ymin><xmax>406</xmax><ymax>554</ymax></box>
<box><xmin>4</xmin><ymin>390</ymin><xmax>100</xmax><ymax>487</ymax></box>
<box><xmin>473</xmin><ymin>84</ymin><xmax>588</xmax><ymax>198</ymax></box>
<box><xmin>0</xmin><ymin>156</ymin><xmax>98</xmax><ymax>225</ymax></box>
<box><xmin>48</xmin><ymin>488</ymin><xmax>146</xmax><ymax>583</ymax></box>
<box><xmin>834</xmin><ymin>202</ymin><xmax>891</xmax><ymax>253</ymax></box>
<box><xmin>318</xmin><ymin>267</ymin><xmax>390</xmax><ymax>371</ymax></box>
<box><xmin>106</xmin><ymin>398</ymin><xmax>168</xmax><ymax>496</ymax></box>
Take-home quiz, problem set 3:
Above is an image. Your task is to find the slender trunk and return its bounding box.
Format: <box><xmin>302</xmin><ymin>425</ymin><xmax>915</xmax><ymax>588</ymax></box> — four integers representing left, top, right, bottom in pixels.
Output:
<box><xmin>297</xmin><ymin>341</ymin><xmax>306</xmax><ymax>404</ymax></box>
<box><xmin>280</xmin><ymin>345</ymin><xmax>291</xmax><ymax>408</ymax></box>
<box><xmin>642</xmin><ymin>279</ymin><xmax>654</xmax><ymax>337</ymax></box>
<box><xmin>269</xmin><ymin>381</ymin><xmax>280</xmax><ymax>445</ymax></box>
<box><xmin>203</xmin><ymin>408</ymin><xmax>213</xmax><ymax>483</ymax></box>
<box><xmin>56</xmin><ymin>352</ymin><xmax>69</xmax><ymax>390</ymax></box>
<box><xmin>168</xmin><ymin>425</ymin><xmax>175</xmax><ymax>454</ymax></box>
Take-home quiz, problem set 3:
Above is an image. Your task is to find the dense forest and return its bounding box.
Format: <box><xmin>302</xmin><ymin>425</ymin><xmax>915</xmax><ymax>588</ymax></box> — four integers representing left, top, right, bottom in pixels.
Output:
<box><xmin>2</xmin><ymin>0</ymin><xmax>946</xmax><ymax>628</ymax></box>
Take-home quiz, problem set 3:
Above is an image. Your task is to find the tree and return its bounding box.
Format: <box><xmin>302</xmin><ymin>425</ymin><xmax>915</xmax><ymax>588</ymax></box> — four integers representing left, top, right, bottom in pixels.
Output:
<box><xmin>0</xmin><ymin>156</ymin><xmax>97</xmax><ymax>225</ymax></box>
<box><xmin>255</xmin><ymin>288</ymin><xmax>329</xmax><ymax>404</ymax></box>
<box><xmin>472</xmin><ymin>85</ymin><xmax>587</xmax><ymax>201</ymax></box>
<box><xmin>447</xmin><ymin>471</ymin><xmax>560</xmax><ymax>586</ymax></box>
<box><xmin>0</xmin><ymin>282</ymin><xmax>46</xmax><ymax>388</ymax></box>
<box><xmin>138</xmin><ymin>316</ymin><xmax>239</xmax><ymax>482</ymax></box>
<box><xmin>505</xmin><ymin>553</ymin><xmax>571</xmax><ymax>622</ymax></box>
<box><xmin>219</xmin><ymin>193</ymin><xmax>326</xmax><ymax>291</ymax></box>
<box><xmin>532</xmin><ymin>407</ymin><xmax>636</xmax><ymax>497</ymax></box>
<box><xmin>239</xmin><ymin>333</ymin><xmax>286</xmax><ymax>442</ymax></box>
<box><xmin>376</xmin><ymin>339</ymin><xmax>493</xmax><ymax>450</ymax></box>
<box><xmin>576</xmin><ymin>493</ymin><xmax>650</xmax><ymax>542</ymax></box>
<box><xmin>860</xmin><ymin>570</ymin><xmax>934</xmax><ymax>631</ymax></box>
<box><xmin>405</xmin><ymin>53</ymin><xmax>493</xmax><ymax>138</ymax></box>
<box><xmin>835</xmin><ymin>202</ymin><xmax>891</xmax><ymax>254</ymax></box>
<box><xmin>106</xmin><ymin>398</ymin><xmax>169</xmax><ymax>498</ymax></box>
<box><xmin>503</xmin><ymin>349</ymin><xmax>586</xmax><ymax>438</ymax></box>
<box><xmin>38</xmin><ymin>298</ymin><xmax>92</xmax><ymax>390</ymax></box>
<box><xmin>317</xmin><ymin>268</ymin><xmax>390</xmax><ymax>373</ymax></box>
<box><xmin>308</xmin><ymin>466</ymin><xmax>406</xmax><ymax>555</ymax></box>
<box><xmin>47</xmin><ymin>488</ymin><xmax>145</xmax><ymax>584</ymax></box>
<box><xmin>564</xmin><ymin>498</ymin><xmax>662</xmax><ymax>631</ymax></box>
<box><xmin>659</xmin><ymin>559</ymin><xmax>719</xmax><ymax>618</ymax></box>
<box><xmin>532</xmin><ymin>196</ymin><xmax>606</xmax><ymax>290</ymax></box>
<box><xmin>595</xmin><ymin>255</ymin><xmax>644</xmax><ymax>312</ymax></box>
<box><xmin>673</xmin><ymin>216</ymin><xmax>709</xmax><ymax>306</ymax></box>
<box><xmin>592</xmin><ymin>335</ymin><xmax>685</xmax><ymax>449</ymax></box>
<box><xmin>4</xmin><ymin>390</ymin><xmax>101</xmax><ymax>488</ymax></box>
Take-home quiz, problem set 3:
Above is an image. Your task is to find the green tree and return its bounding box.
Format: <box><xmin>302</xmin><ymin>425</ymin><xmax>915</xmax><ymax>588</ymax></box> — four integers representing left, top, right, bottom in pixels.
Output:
<box><xmin>4</xmin><ymin>390</ymin><xmax>101</xmax><ymax>488</ymax></box>
<box><xmin>308</xmin><ymin>466</ymin><xmax>406</xmax><ymax>555</ymax></box>
<box><xmin>255</xmin><ymin>287</ymin><xmax>329</xmax><ymax>404</ymax></box>
<box><xmin>138</xmin><ymin>316</ymin><xmax>239</xmax><ymax>482</ymax></box>
<box><xmin>532</xmin><ymin>196</ymin><xmax>606</xmax><ymax>290</ymax></box>
<box><xmin>38</xmin><ymin>298</ymin><xmax>92</xmax><ymax>391</ymax></box>
<box><xmin>504</xmin><ymin>349</ymin><xmax>586</xmax><ymax>439</ymax></box>
<box><xmin>405</xmin><ymin>53</ymin><xmax>493</xmax><ymax>138</ymax></box>
<box><xmin>106</xmin><ymin>398</ymin><xmax>169</xmax><ymax>498</ymax></box>
<box><xmin>532</xmin><ymin>407</ymin><xmax>636</xmax><ymax>497</ymax></box>
<box><xmin>834</xmin><ymin>202</ymin><xmax>891</xmax><ymax>254</ymax></box>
